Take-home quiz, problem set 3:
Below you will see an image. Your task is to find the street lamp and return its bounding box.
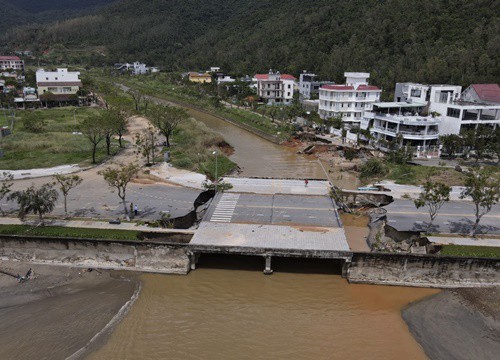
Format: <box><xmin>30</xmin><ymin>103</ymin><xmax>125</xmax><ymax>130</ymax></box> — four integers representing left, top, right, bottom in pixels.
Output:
<box><xmin>212</xmin><ymin>150</ymin><xmax>218</xmax><ymax>192</ymax></box>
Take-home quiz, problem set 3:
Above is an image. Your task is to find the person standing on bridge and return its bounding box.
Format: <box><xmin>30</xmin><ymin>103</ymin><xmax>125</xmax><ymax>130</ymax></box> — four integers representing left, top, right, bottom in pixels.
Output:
<box><xmin>134</xmin><ymin>204</ymin><xmax>138</xmax><ymax>216</ymax></box>
<box><xmin>305</xmin><ymin>179</ymin><xmax>309</xmax><ymax>187</ymax></box>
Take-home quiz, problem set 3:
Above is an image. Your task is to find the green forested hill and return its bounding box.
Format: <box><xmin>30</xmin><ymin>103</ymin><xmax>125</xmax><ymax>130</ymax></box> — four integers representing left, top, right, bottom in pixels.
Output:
<box><xmin>1</xmin><ymin>0</ymin><xmax>499</xmax><ymax>90</ymax></box>
<box><xmin>0</xmin><ymin>0</ymin><xmax>115</xmax><ymax>29</ymax></box>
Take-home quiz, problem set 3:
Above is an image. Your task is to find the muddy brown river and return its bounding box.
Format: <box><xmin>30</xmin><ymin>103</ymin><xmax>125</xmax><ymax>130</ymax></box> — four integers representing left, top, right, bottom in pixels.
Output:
<box><xmin>88</xmin><ymin>103</ymin><xmax>437</xmax><ymax>359</ymax></box>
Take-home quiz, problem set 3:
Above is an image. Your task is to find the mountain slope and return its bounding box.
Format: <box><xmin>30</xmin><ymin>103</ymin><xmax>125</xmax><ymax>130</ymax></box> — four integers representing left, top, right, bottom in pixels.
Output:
<box><xmin>1</xmin><ymin>0</ymin><xmax>499</xmax><ymax>90</ymax></box>
<box><xmin>0</xmin><ymin>0</ymin><xmax>115</xmax><ymax>29</ymax></box>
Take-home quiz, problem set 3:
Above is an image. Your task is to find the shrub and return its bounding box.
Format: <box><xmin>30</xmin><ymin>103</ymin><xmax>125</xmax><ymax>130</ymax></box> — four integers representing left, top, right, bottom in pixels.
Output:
<box><xmin>359</xmin><ymin>158</ymin><xmax>388</xmax><ymax>179</ymax></box>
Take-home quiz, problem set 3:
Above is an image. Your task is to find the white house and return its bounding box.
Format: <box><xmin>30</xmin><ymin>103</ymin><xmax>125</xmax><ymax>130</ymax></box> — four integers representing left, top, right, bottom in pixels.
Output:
<box><xmin>318</xmin><ymin>72</ymin><xmax>381</xmax><ymax>126</ymax></box>
<box><xmin>254</xmin><ymin>70</ymin><xmax>297</xmax><ymax>105</ymax></box>
<box><xmin>216</xmin><ymin>75</ymin><xmax>236</xmax><ymax>85</ymax></box>
<box><xmin>36</xmin><ymin>68</ymin><xmax>82</xmax><ymax>101</ymax></box>
<box><xmin>362</xmin><ymin>101</ymin><xmax>441</xmax><ymax>156</ymax></box>
<box><xmin>393</xmin><ymin>82</ymin><xmax>462</xmax><ymax>115</ymax></box>
<box><xmin>0</xmin><ymin>56</ymin><xmax>24</xmax><ymax>71</ymax></box>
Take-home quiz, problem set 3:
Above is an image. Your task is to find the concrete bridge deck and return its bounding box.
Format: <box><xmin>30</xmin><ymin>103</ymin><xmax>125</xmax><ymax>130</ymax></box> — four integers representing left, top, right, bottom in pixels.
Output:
<box><xmin>190</xmin><ymin>188</ymin><xmax>350</xmax><ymax>272</ymax></box>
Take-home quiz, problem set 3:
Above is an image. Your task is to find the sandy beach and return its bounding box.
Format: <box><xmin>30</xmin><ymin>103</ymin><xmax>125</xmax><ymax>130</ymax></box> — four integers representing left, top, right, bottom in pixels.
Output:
<box><xmin>0</xmin><ymin>261</ymin><xmax>140</xmax><ymax>360</ymax></box>
<box><xmin>403</xmin><ymin>287</ymin><xmax>500</xmax><ymax>360</ymax></box>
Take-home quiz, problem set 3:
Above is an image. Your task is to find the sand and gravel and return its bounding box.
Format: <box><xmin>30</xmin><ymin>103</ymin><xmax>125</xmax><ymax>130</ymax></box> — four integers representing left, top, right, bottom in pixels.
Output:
<box><xmin>403</xmin><ymin>287</ymin><xmax>500</xmax><ymax>360</ymax></box>
<box><xmin>0</xmin><ymin>261</ymin><xmax>140</xmax><ymax>360</ymax></box>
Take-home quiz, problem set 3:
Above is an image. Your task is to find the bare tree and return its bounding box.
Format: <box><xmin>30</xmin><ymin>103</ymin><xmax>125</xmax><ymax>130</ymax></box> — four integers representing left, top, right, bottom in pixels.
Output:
<box><xmin>98</xmin><ymin>163</ymin><xmax>140</xmax><ymax>220</ymax></box>
<box><xmin>135</xmin><ymin>125</ymin><xmax>159</xmax><ymax>165</ymax></box>
<box><xmin>79</xmin><ymin>115</ymin><xmax>105</xmax><ymax>163</ymax></box>
<box><xmin>0</xmin><ymin>172</ymin><xmax>14</xmax><ymax>216</ymax></box>
<box><xmin>9</xmin><ymin>183</ymin><xmax>59</xmax><ymax>224</ymax></box>
<box><xmin>149</xmin><ymin>104</ymin><xmax>188</xmax><ymax>147</ymax></box>
<box><xmin>53</xmin><ymin>174</ymin><xmax>83</xmax><ymax>216</ymax></box>
<box><xmin>461</xmin><ymin>169</ymin><xmax>500</xmax><ymax>235</ymax></box>
<box><xmin>414</xmin><ymin>180</ymin><xmax>451</xmax><ymax>232</ymax></box>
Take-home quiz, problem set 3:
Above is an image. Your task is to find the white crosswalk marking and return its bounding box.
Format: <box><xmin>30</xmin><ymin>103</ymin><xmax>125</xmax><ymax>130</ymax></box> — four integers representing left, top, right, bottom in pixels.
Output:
<box><xmin>210</xmin><ymin>194</ymin><xmax>240</xmax><ymax>223</ymax></box>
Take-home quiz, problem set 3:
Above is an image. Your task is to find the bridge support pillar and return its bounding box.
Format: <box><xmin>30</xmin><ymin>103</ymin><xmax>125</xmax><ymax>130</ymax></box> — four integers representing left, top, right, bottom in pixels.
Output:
<box><xmin>189</xmin><ymin>252</ymin><xmax>199</xmax><ymax>271</ymax></box>
<box><xmin>263</xmin><ymin>255</ymin><xmax>273</xmax><ymax>275</ymax></box>
<box><xmin>342</xmin><ymin>258</ymin><xmax>351</xmax><ymax>278</ymax></box>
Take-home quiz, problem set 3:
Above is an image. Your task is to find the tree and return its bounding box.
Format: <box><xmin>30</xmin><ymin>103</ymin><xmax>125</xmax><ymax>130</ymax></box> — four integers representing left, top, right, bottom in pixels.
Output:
<box><xmin>52</xmin><ymin>174</ymin><xmax>82</xmax><ymax>216</ymax></box>
<box><xmin>439</xmin><ymin>134</ymin><xmax>462</xmax><ymax>158</ymax></box>
<box><xmin>8</xmin><ymin>183</ymin><xmax>59</xmax><ymax>224</ymax></box>
<box><xmin>23</xmin><ymin>111</ymin><xmax>47</xmax><ymax>133</ymax></box>
<box><xmin>149</xmin><ymin>104</ymin><xmax>188</xmax><ymax>147</ymax></box>
<box><xmin>135</xmin><ymin>125</ymin><xmax>158</xmax><ymax>165</ymax></box>
<box><xmin>79</xmin><ymin>114</ymin><xmax>105</xmax><ymax>163</ymax></box>
<box><xmin>414</xmin><ymin>180</ymin><xmax>451</xmax><ymax>232</ymax></box>
<box><xmin>460</xmin><ymin>169</ymin><xmax>500</xmax><ymax>235</ymax></box>
<box><xmin>0</xmin><ymin>172</ymin><xmax>14</xmax><ymax>216</ymax></box>
<box><xmin>128</xmin><ymin>90</ymin><xmax>144</xmax><ymax>111</ymax></box>
<box><xmin>268</xmin><ymin>106</ymin><xmax>279</xmax><ymax>122</ymax></box>
<box><xmin>98</xmin><ymin>163</ymin><xmax>140</xmax><ymax>219</ymax></box>
<box><xmin>113</xmin><ymin>107</ymin><xmax>129</xmax><ymax>148</ymax></box>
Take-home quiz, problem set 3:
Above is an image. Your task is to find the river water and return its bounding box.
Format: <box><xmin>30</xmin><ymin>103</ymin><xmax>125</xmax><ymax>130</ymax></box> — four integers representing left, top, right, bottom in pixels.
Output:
<box><xmin>88</xmin><ymin>104</ymin><xmax>438</xmax><ymax>359</ymax></box>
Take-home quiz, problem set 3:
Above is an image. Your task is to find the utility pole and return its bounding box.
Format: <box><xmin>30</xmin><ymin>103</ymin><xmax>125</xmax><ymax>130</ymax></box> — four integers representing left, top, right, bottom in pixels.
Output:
<box><xmin>213</xmin><ymin>150</ymin><xmax>218</xmax><ymax>192</ymax></box>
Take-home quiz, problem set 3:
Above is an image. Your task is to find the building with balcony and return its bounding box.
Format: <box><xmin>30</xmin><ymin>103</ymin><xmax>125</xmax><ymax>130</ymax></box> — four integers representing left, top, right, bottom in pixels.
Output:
<box><xmin>254</xmin><ymin>71</ymin><xmax>296</xmax><ymax>105</ymax></box>
<box><xmin>362</xmin><ymin>102</ymin><xmax>441</xmax><ymax>155</ymax></box>
<box><xmin>394</xmin><ymin>82</ymin><xmax>462</xmax><ymax>115</ymax></box>
<box><xmin>36</xmin><ymin>68</ymin><xmax>82</xmax><ymax>102</ymax></box>
<box><xmin>298</xmin><ymin>72</ymin><xmax>333</xmax><ymax>100</ymax></box>
<box><xmin>0</xmin><ymin>56</ymin><xmax>24</xmax><ymax>71</ymax></box>
<box><xmin>318</xmin><ymin>72</ymin><xmax>381</xmax><ymax>127</ymax></box>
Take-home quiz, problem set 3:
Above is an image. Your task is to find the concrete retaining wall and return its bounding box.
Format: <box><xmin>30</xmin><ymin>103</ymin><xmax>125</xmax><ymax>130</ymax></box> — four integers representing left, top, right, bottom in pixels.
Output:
<box><xmin>0</xmin><ymin>236</ymin><xmax>190</xmax><ymax>274</ymax></box>
<box><xmin>348</xmin><ymin>252</ymin><xmax>500</xmax><ymax>288</ymax></box>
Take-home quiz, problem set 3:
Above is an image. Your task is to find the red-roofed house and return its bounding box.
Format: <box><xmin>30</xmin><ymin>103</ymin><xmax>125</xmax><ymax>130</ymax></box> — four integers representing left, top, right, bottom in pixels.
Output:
<box><xmin>461</xmin><ymin>84</ymin><xmax>500</xmax><ymax>105</ymax></box>
<box><xmin>0</xmin><ymin>56</ymin><xmax>24</xmax><ymax>71</ymax></box>
<box><xmin>253</xmin><ymin>70</ymin><xmax>297</xmax><ymax>105</ymax></box>
<box><xmin>319</xmin><ymin>72</ymin><xmax>381</xmax><ymax>126</ymax></box>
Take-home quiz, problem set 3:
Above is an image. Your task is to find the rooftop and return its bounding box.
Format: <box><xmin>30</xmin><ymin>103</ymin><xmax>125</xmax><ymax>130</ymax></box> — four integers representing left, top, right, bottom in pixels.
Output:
<box><xmin>470</xmin><ymin>84</ymin><xmax>500</xmax><ymax>103</ymax></box>
<box><xmin>374</xmin><ymin>101</ymin><xmax>427</xmax><ymax>108</ymax></box>
<box><xmin>0</xmin><ymin>56</ymin><xmax>21</xmax><ymax>61</ymax></box>
<box><xmin>254</xmin><ymin>73</ymin><xmax>297</xmax><ymax>81</ymax></box>
<box><xmin>321</xmin><ymin>84</ymin><xmax>380</xmax><ymax>91</ymax></box>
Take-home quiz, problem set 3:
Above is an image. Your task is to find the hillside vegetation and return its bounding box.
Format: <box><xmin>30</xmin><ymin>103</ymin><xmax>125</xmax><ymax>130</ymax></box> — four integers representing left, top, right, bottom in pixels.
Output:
<box><xmin>1</xmin><ymin>0</ymin><xmax>499</xmax><ymax>92</ymax></box>
<box><xmin>0</xmin><ymin>0</ymin><xmax>115</xmax><ymax>29</ymax></box>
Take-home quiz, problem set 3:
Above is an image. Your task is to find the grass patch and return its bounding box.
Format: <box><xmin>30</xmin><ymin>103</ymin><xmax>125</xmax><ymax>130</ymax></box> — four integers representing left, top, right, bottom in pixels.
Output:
<box><xmin>384</xmin><ymin>163</ymin><xmax>466</xmax><ymax>186</ymax></box>
<box><xmin>169</xmin><ymin>118</ymin><xmax>237</xmax><ymax>179</ymax></box>
<box><xmin>440</xmin><ymin>245</ymin><xmax>500</xmax><ymax>259</ymax></box>
<box><xmin>0</xmin><ymin>224</ymin><xmax>141</xmax><ymax>240</ymax></box>
<box><xmin>0</xmin><ymin>107</ymin><xmax>122</xmax><ymax>169</ymax></box>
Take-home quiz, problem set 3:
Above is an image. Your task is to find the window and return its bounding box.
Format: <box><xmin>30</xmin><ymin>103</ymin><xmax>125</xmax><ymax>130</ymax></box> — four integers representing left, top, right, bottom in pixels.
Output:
<box><xmin>447</xmin><ymin>108</ymin><xmax>460</xmax><ymax>118</ymax></box>
<box><xmin>287</xmin><ymin>92</ymin><xmax>290</xmax><ymax>97</ymax></box>
<box><xmin>45</xmin><ymin>77</ymin><xmax>48</xmax><ymax>80</ymax></box>
<box><xmin>288</xmin><ymin>84</ymin><xmax>291</xmax><ymax>89</ymax></box>
<box><xmin>55</xmin><ymin>77</ymin><xmax>58</xmax><ymax>80</ymax></box>
<box><xmin>410</xmin><ymin>89</ymin><xmax>421</xmax><ymax>97</ymax></box>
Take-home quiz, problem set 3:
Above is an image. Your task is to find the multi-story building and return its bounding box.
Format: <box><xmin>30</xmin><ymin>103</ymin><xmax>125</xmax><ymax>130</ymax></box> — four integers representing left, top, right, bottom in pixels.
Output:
<box><xmin>362</xmin><ymin>102</ymin><xmax>440</xmax><ymax>155</ymax></box>
<box><xmin>36</xmin><ymin>68</ymin><xmax>82</xmax><ymax>101</ymax></box>
<box><xmin>318</xmin><ymin>72</ymin><xmax>381</xmax><ymax>126</ymax></box>
<box><xmin>0</xmin><ymin>56</ymin><xmax>24</xmax><ymax>71</ymax></box>
<box><xmin>298</xmin><ymin>72</ymin><xmax>333</xmax><ymax>100</ymax></box>
<box><xmin>188</xmin><ymin>72</ymin><xmax>212</xmax><ymax>83</ymax></box>
<box><xmin>254</xmin><ymin>71</ymin><xmax>296</xmax><ymax>105</ymax></box>
<box><xmin>393</xmin><ymin>83</ymin><xmax>462</xmax><ymax>115</ymax></box>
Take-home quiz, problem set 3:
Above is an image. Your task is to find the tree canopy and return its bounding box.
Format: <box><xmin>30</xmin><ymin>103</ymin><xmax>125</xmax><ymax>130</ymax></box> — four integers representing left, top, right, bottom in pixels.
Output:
<box><xmin>1</xmin><ymin>0</ymin><xmax>499</xmax><ymax>94</ymax></box>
